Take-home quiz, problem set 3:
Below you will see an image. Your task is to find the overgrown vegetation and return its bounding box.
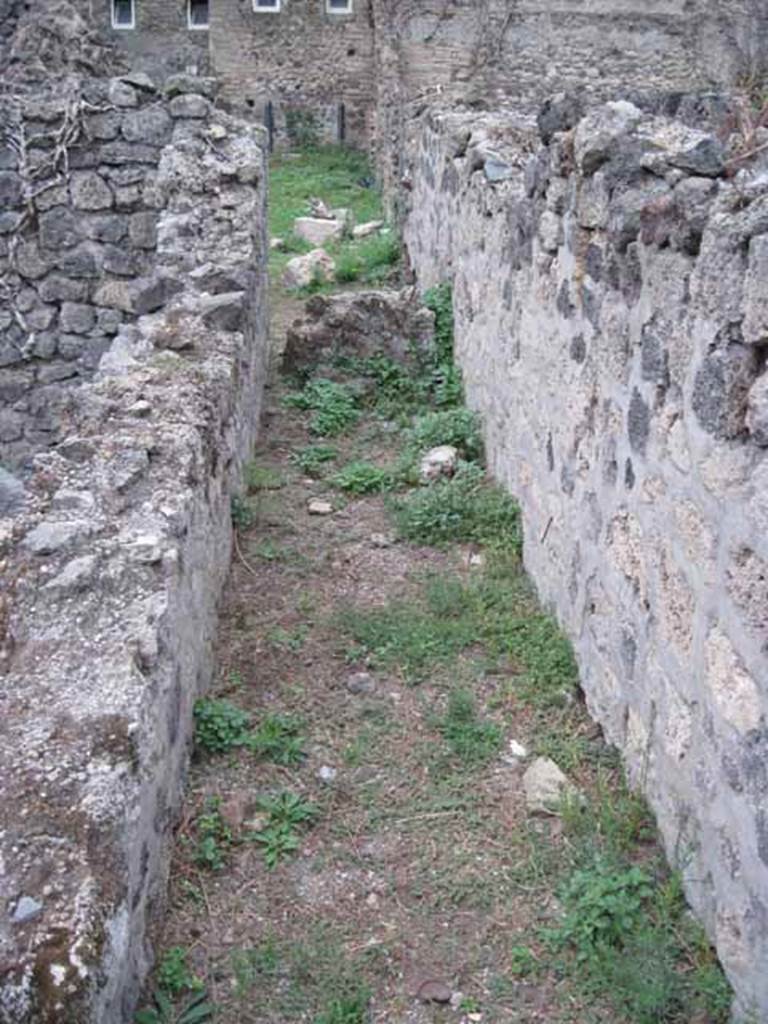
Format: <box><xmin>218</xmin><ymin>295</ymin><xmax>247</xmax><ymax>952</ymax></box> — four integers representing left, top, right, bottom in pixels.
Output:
<box><xmin>437</xmin><ymin>687</ymin><xmax>504</xmax><ymax>764</ymax></box>
<box><xmin>194</xmin><ymin>699</ymin><xmax>305</xmax><ymax>764</ymax></box>
<box><xmin>283</xmin><ymin>378</ymin><xmax>361</xmax><ymax>436</ymax></box>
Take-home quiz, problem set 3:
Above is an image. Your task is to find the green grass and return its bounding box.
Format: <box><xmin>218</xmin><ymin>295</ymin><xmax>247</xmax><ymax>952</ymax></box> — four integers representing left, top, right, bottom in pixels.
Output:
<box><xmin>331</xmin><ymin>460</ymin><xmax>394</xmax><ymax>495</ymax></box>
<box><xmin>437</xmin><ymin>688</ymin><xmax>504</xmax><ymax>765</ymax></box>
<box><xmin>283</xmin><ymin>378</ymin><xmax>361</xmax><ymax>436</ymax></box>
<box><xmin>389</xmin><ymin>461</ymin><xmax>521</xmax><ymax>548</ymax></box>
<box><xmin>404</xmin><ymin>408</ymin><xmax>483</xmax><ymax>460</ymax></box>
<box><xmin>292</xmin><ymin>443</ymin><xmax>339</xmax><ymax>476</ymax></box>
<box><xmin>334</xmin><ymin>232</ymin><xmax>400</xmax><ymax>285</ymax></box>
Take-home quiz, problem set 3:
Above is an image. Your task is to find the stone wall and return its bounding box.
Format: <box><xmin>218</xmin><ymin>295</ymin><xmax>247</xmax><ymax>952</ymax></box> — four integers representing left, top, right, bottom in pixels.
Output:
<box><xmin>372</xmin><ymin>0</ymin><xmax>768</xmax><ymax>210</ymax></box>
<box><xmin>0</xmin><ymin>56</ymin><xmax>269</xmax><ymax>1024</ymax></box>
<box><xmin>0</xmin><ymin>71</ymin><xmax>229</xmax><ymax>468</ymax></box>
<box><xmin>400</xmin><ymin>100</ymin><xmax>768</xmax><ymax>1017</ymax></box>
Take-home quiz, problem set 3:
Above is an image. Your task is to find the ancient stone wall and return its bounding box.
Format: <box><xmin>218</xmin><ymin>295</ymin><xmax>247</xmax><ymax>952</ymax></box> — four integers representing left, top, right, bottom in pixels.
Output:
<box><xmin>372</xmin><ymin>0</ymin><xmax>768</xmax><ymax>210</ymax></box>
<box><xmin>209</xmin><ymin>0</ymin><xmax>375</xmax><ymax>147</ymax></box>
<box><xmin>0</xmin><ymin>28</ymin><xmax>269</xmax><ymax>1021</ymax></box>
<box><xmin>400</xmin><ymin>100</ymin><xmax>768</xmax><ymax>1017</ymax></box>
<box><xmin>0</xmin><ymin>72</ymin><xmax>230</xmax><ymax>468</ymax></box>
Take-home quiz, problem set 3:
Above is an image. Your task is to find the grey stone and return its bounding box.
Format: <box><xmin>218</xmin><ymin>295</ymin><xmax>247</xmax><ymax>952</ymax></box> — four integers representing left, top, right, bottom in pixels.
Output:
<box><xmin>119</xmin><ymin>71</ymin><xmax>156</xmax><ymax>93</ymax></box>
<box><xmin>38</xmin><ymin>276</ymin><xmax>90</xmax><ymax>303</ymax></box>
<box><xmin>294</xmin><ymin>217</ymin><xmax>345</xmax><ymax>246</ymax></box>
<box><xmin>98</xmin><ymin>142</ymin><xmax>160</xmax><ymax>166</ymax></box>
<box><xmin>37</xmin><ymin>362</ymin><xmax>78</xmax><ymax>384</ymax></box>
<box><xmin>282</xmin><ymin>249</ymin><xmax>335</xmax><ymax>290</ymax></box>
<box><xmin>346</xmin><ymin>671</ymin><xmax>376</xmax><ymax>695</ymax></box>
<box><xmin>121</xmin><ymin>106</ymin><xmax>173</xmax><ymax>145</ymax></box>
<box><xmin>574</xmin><ymin>101</ymin><xmax>643</xmax><ymax>174</ymax></box>
<box><xmin>164</xmin><ymin>73</ymin><xmax>216</xmax><ymax>98</ymax></box>
<box><xmin>86</xmin><ymin>112</ymin><xmax>122</xmax><ymax>141</ymax></box>
<box><xmin>0</xmin><ymin>211</ymin><xmax>23</xmax><ymax>234</ymax></box>
<box><xmin>668</xmin><ymin>137</ymin><xmax>725</xmax><ymax>178</ymax></box>
<box><xmin>11</xmin><ymin>896</ymin><xmax>43</xmax><ymax>925</ymax></box>
<box><xmin>0</xmin><ymin>466</ymin><xmax>26</xmax><ymax>515</ymax></box>
<box><xmin>59</xmin><ymin>302</ymin><xmax>96</xmax><ymax>335</ymax></box>
<box><xmin>97</xmin><ymin>307</ymin><xmax>123</xmax><ymax>335</ymax></box>
<box><xmin>102</xmin><ymin>245</ymin><xmax>149</xmax><ymax>277</ymax></box>
<box><xmin>420</xmin><ymin>445</ymin><xmax>458</xmax><ymax>482</ymax></box>
<box><xmin>14</xmin><ymin>240</ymin><xmax>50</xmax><ymax>280</ymax></box>
<box><xmin>57</xmin><ymin>334</ymin><xmax>86</xmax><ymax>360</ymax></box>
<box><xmin>22</xmin><ymin>519</ymin><xmax>92</xmax><ymax>555</ymax></box>
<box><xmin>537</xmin><ymin>92</ymin><xmax>585</xmax><ymax>144</ymax></box>
<box><xmin>746</xmin><ymin>374</ymin><xmax>768</xmax><ymax>447</ymax></box>
<box><xmin>0</xmin><ymin>171</ymin><xmax>22</xmax><ymax>207</ymax></box>
<box><xmin>0</xmin><ymin>409</ymin><xmax>23</xmax><ymax>442</ymax></box>
<box><xmin>199</xmin><ymin>292</ymin><xmax>246</xmax><ymax>331</ymax></box>
<box><xmin>83</xmin><ymin>215</ymin><xmax>128</xmax><ymax>243</ymax></box>
<box><xmin>33</xmin><ymin>184</ymin><xmax>68</xmax><ymax>212</ymax></box>
<box><xmin>69</xmin><ymin>172</ymin><xmax>113</xmax><ymax>211</ymax></box>
<box><xmin>38</xmin><ymin>208</ymin><xmax>81</xmax><ymax>249</ymax></box>
<box><xmin>742</xmin><ymin>234</ymin><xmax>768</xmax><ymax>346</ymax></box>
<box><xmin>627</xmin><ymin>388</ymin><xmax>650</xmax><ymax>456</ymax></box>
<box><xmin>108</xmin><ymin>78</ymin><xmax>139</xmax><ymax>108</ymax></box>
<box><xmin>128</xmin><ymin>211</ymin><xmax>158</xmax><ymax>250</ymax></box>
<box><xmin>169</xmin><ymin>94</ymin><xmax>211</xmax><ymax>119</ymax></box>
<box><xmin>692</xmin><ymin>334</ymin><xmax>759</xmax><ymax>439</ymax></box>
<box><xmin>55</xmin><ymin>245</ymin><xmax>99</xmax><ymax>279</ymax></box>
<box><xmin>483</xmin><ymin>156</ymin><xmax>514</xmax><ymax>182</ymax></box>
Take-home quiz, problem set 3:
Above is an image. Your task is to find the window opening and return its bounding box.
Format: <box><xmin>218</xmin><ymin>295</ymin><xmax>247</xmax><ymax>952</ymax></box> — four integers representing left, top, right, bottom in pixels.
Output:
<box><xmin>327</xmin><ymin>0</ymin><xmax>352</xmax><ymax>12</ymax></box>
<box><xmin>112</xmin><ymin>0</ymin><xmax>135</xmax><ymax>29</ymax></box>
<box><xmin>253</xmin><ymin>0</ymin><xmax>280</xmax><ymax>11</ymax></box>
<box><xmin>188</xmin><ymin>0</ymin><xmax>209</xmax><ymax>28</ymax></box>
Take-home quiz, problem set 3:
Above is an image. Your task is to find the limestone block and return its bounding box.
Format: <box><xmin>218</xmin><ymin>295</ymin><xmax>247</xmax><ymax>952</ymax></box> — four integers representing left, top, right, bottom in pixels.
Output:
<box><xmin>22</xmin><ymin>519</ymin><xmax>93</xmax><ymax>554</ymax></box>
<box><xmin>420</xmin><ymin>445</ymin><xmax>458</xmax><ymax>482</ymax></box>
<box><xmin>742</xmin><ymin>235</ymin><xmax>768</xmax><ymax>346</ymax></box>
<box><xmin>169</xmin><ymin>94</ymin><xmax>211</xmax><ymax>119</ymax></box>
<box><xmin>121</xmin><ymin>106</ymin><xmax>173</xmax><ymax>146</ymax></box>
<box><xmin>573</xmin><ymin>101</ymin><xmax>643</xmax><ymax>174</ymax></box>
<box><xmin>705</xmin><ymin>626</ymin><xmax>762</xmax><ymax>734</ymax></box>
<box><xmin>353</xmin><ymin>220</ymin><xmax>384</xmax><ymax>239</ymax></box>
<box><xmin>538</xmin><ymin>210</ymin><xmax>562</xmax><ymax>253</ymax></box>
<box><xmin>746</xmin><ymin>374</ymin><xmax>768</xmax><ymax>447</ymax></box>
<box><xmin>294</xmin><ymin>217</ymin><xmax>345</xmax><ymax>246</ymax></box>
<box><xmin>523</xmin><ymin>757</ymin><xmax>578</xmax><ymax>814</ymax></box>
<box><xmin>108</xmin><ymin>78</ymin><xmax>138</xmax><ymax>108</ymax></box>
<box><xmin>282</xmin><ymin>249</ymin><xmax>336</xmax><ymax>290</ymax></box>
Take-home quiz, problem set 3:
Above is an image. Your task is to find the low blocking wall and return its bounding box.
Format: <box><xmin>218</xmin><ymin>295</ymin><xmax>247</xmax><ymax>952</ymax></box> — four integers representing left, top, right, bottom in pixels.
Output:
<box><xmin>0</xmin><ymin>79</ymin><xmax>268</xmax><ymax>1022</ymax></box>
<box><xmin>402</xmin><ymin>100</ymin><xmax>768</xmax><ymax>1015</ymax></box>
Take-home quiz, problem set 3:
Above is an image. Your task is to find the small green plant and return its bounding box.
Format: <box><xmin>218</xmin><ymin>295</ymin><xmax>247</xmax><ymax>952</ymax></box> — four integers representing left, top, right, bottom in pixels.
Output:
<box><xmin>508</xmin><ymin>945</ymin><xmax>538</xmax><ymax>977</ymax></box>
<box><xmin>335</xmin><ymin>232</ymin><xmax>400</xmax><ymax>285</ymax></box>
<box><xmin>231</xmin><ymin>495</ymin><xmax>255</xmax><ymax>530</ymax></box>
<box><xmin>231</xmin><ymin>938</ymin><xmax>280</xmax><ymax>999</ymax></box>
<box><xmin>245</xmin><ymin>463</ymin><xmax>284</xmax><ymax>492</ymax></box>
<box><xmin>404</xmin><ymin>408</ymin><xmax>482</xmax><ymax>461</ymax></box>
<box><xmin>135</xmin><ymin>990</ymin><xmax>215</xmax><ymax>1024</ymax></box>
<box><xmin>316</xmin><ymin>984</ymin><xmax>371</xmax><ymax>1024</ymax></box>
<box><xmin>283</xmin><ymin>378</ymin><xmax>360</xmax><ymax>436</ymax></box>
<box><xmin>553</xmin><ymin>861</ymin><xmax>653</xmax><ymax>957</ymax></box>
<box><xmin>390</xmin><ymin>462</ymin><xmax>520</xmax><ymax>548</ymax></box>
<box><xmin>331</xmin><ymin>460</ymin><xmax>393</xmax><ymax>495</ymax></box>
<box><xmin>251</xmin><ymin>792</ymin><xmax>318</xmax><ymax>870</ymax></box>
<box><xmin>437</xmin><ymin>688</ymin><xmax>503</xmax><ymax>765</ymax></box>
<box><xmin>156</xmin><ymin>948</ymin><xmax>202</xmax><ymax>997</ymax></box>
<box><xmin>246</xmin><ymin>713</ymin><xmax>305</xmax><ymax>765</ymax></box>
<box><xmin>292</xmin><ymin>444</ymin><xmax>339</xmax><ymax>476</ymax></box>
<box><xmin>193</xmin><ymin>798</ymin><xmax>232</xmax><ymax>871</ymax></box>
<box><xmin>194</xmin><ymin>698</ymin><xmax>250</xmax><ymax>754</ymax></box>
<box><xmin>267</xmin><ymin>625</ymin><xmax>309</xmax><ymax>652</ymax></box>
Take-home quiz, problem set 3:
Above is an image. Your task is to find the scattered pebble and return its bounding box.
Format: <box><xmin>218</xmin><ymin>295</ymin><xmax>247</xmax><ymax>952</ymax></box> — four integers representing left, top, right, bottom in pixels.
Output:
<box><xmin>346</xmin><ymin>671</ymin><xmax>376</xmax><ymax>695</ymax></box>
<box><xmin>318</xmin><ymin>765</ymin><xmax>337</xmax><ymax>783</ymax></box>
<box><xmin>417</xmin><ymin>979</ymin><xmax>453</xmax><ymax>1004</ymax></box>
<box><xmin>308</xmin><ymin>499</ymin><xmax>333</xmax><ymax>515</ymax></box>
<box><xmin>12</xmin><ymin>896</ymin><xmax>43</xmax><ymax>924</ymax></box>
<box><xmin>508</xmin><ymin>739</ymin><xmax>528</xmax><ymax>759</ymax></box>
<box><xmin>370</xmin><ymin>532</ymin><xmax>394</xmax><ymax>548</ymax></box>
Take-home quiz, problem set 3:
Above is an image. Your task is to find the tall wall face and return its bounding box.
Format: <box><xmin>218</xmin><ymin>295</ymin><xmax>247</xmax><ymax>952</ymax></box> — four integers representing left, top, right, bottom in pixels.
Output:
<box><xmin>0</xmin><ymin>16</ymin><xmax>269</xmax><ymax>1018</ymax></box>
<box><xmin>401</xmin><ymin>103</ymin><xmax>768</xmax><ymax>1016</ymax></box>
<box><xmin>209</xmin><ymin>0</ymin><xmax>375</xmax><ymax>147</ymax></box>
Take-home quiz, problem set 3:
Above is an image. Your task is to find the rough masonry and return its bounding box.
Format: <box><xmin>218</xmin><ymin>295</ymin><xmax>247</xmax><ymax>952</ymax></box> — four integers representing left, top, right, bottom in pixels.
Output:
<box><xmin>400</xmin><ymin>96</ymin><xmax>768</xmax><ymax>1017</ymax></box>
<box><xmin>0</xmin><ymin>5</ymin><xmax>269</xmax><ymax>1020</ymax></box>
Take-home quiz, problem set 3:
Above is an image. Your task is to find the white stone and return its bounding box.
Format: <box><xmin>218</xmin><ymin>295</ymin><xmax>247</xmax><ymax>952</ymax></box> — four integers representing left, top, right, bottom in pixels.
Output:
<box><xmin>282</xmin><ymin>249</ymin><xmax>336</xmax><ymax>289</ymax></box>
<box><xmin>294</xmin><ymin>217</ymin><xmax>345</xmax><ymax>246</ymax></box>
<box><xmin>419</xmin><ymin>444</ymin><xmax>459</xmax><ymax>482</ymax></box>
<box><xmin>522</xmin><ymin>757</ymin><xmax>576</xmax><ymax>814</ymax></box>
<box><xmin>308</xmin><ymin>499</ymin><xmax>333</xmax><ymax>515</ymax></box>
<box><xmin>508</xmin><ymin>740</ymin><xmax>528</xmax><ymax>759</ymax></box>
<box><xmin>353</xmin><ymin>220</ymin><xmax>384</xmax><ymax>239</ymax></box>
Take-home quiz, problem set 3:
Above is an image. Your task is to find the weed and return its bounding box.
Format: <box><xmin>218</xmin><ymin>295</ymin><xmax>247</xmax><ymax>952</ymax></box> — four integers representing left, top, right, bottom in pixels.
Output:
<box><xmin>231</xmin><ymin>938</ymin><xmax>280</xmax><ymax>999</ymax></box>
<box><xmin>245</xmin><ymin>463</ymin><xmax>284</xmax><ymax>492</ymax></box>
<box><xmin>315</xmin><ymin>985</ymin><xmax>371</xmax><ymax>1024</ymax></box>
<box><xmin>134</xmin><ymin>990</ymin><xmax>215</xmax><ymax>1024</ymax></box>
<box><xmin>230</xmin><ymin>495</ymin><xmax>255</xmax><ymax>530</ymax></box>
<box><xmin>335</xmin><ymin>232</ymin><xmax>400</xmax><ymax>284</ymax></box>
<box><xmin>267</xmin><ymin>624</ymin><xmax>309</xmax><ymax>652</ymax></box>
<box><xmin>193</xmin><ymin>798</ymin><xmax>232</xmax><ymax>871</ymax></box>
<box><xmin>193</xmin><ymin>698</ymin><xmax>250</xmax><ymax>754</ymax></box>
<box><xmin>390</xmin><ymin>462</ymin><xmax>520</xmax><ymax>548</ymax></box>
<box><xmin>331</xmin><ymin>460</ymin><xmax>393</xmax><ymax>495</ymax></box>
<box><xmin>424</xmin><ymin>282</ymin><xmax>454</xmax><ymax>364</ymax></box>
<box><xmin>508</xmin><ymin>945</ymin><xmax>539</xmax><ymax>977</ymax></box>
<box><xmin>437</xmin><ymin>688</ymin><xmax>503</xmax><ymax>765</ymax></box>
<box><xmin>156</xmin><ymin>948</ymin><xmax>202</xmax><ymax>997</ymax></box>
<box><xmin>283</xmin><ymin>378</ymin><xmax>360</xmax><ymax>436</ymax></box>
<box><xmin>250</xmin><ymin>792</ymin><xmax>318</xmax><ymax>869</ymax></box>
<box><xmin>246</xmin><ymin>713</ymin><xmax>305</xmax><ymax>765</ymax></box>
<box><xmin>292</xmin><ymin>443</ymin><xmax>338</xmax><ymax>476</ymax></box>
<box><xmin>404</xmin><ymin>408</ymin><xmax>482</xmax><ymax>460</ymax></box>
